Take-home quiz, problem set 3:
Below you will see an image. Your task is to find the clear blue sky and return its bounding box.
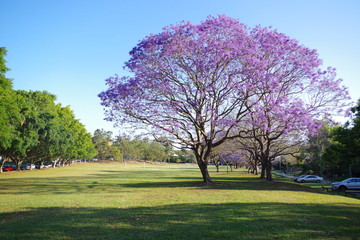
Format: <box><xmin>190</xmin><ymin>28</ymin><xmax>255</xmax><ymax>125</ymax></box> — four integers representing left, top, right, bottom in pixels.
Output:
<box><xmin>1</xmin><ymin>0</ymin><xmax>359</xmax><ymax>135</ymax></box>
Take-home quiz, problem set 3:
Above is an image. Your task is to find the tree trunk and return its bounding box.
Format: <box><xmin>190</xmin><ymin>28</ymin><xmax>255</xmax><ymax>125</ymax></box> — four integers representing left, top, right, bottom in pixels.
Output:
<box><xmin>254</xmin><ymin>158</ymin><xmax>258</xmax><ymax>175</ymax></box>
<box><xmin>266</xmin><ymin>160</ymin><xmax>273</xmax><ymax>182</ymax></box>
<box><xmin>260</xmin><ymin>164</ymin><xmax>265</xmax><ymax>179</ymax></box>
<box><xmin>12</xmin><ymin>158</ymin><xmax>23</xmax><ymax>171</ymax></box>
<box><xmin>0</xmin><ymin>158</ymin><xmax>5</xmax><ymax>173</ymax></box>
<box><xmin>197</xmin><ymin>160</ymin><xmax>212</xmax><ymax>183</ymax></box>
<box><xmin>52</xmin><ymin>159</ymin><xmax>58</xmax><ymax>168</ymax></box>
<box><xmin>39</xmin><ymin>160</ymin><xmax>44</xmax><ymax>169</ymax></box>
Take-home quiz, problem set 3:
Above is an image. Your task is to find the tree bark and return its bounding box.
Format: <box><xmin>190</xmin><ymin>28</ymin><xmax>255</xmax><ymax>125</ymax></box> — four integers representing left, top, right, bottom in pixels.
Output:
<box><xmin>11</xmin><ymin>158</ymin><xmax>23</xmax><ymax>171</ymax></box>
<box><xmin>52</xmin><ymin>159</ymin><xmax>59</xmax><ymax>168</ymax></box>
<box><xmin>254</xmin><ymin>158</ymin><xmax>258</xmax><ymax>175</ymax></box>
<box><xmin>260</xmin><ymin>163</ymin><xmax>265</xmax><ymax>179</ymax></box>
<box><xmin>39</xmin><ymin>160</ymin><xmax>44</xmax><ymax>169</ymax></box>
<box><xmin>266</xmin><ymin>160</ymin><xmax>273</xmax><ymax>182</ymax></box>
<box><xmin>215</xmin><ymin>162</ymin><xmax>219</xmax><ymax>172</ymax></box>
<box><xmin>197</xmin><ymin>160</ymin><xmax>212</xmax><ymax>183</ymax></box>
<box><xmin>0</xmin><ymin>158</ymin><xmax>6</xmax><ymax>173</ymax></box>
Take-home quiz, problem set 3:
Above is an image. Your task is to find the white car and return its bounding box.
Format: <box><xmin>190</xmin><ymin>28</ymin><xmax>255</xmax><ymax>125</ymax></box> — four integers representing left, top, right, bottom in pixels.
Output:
<box><xmin>294</xmin><ymin>175</ymin><xmax>308</xmax><ymax>182</ymax></box>
<box><xmin>297</xmin><ymin>175</ymin><xmax>324</xmax><ymax>183</ymax></box>
<box><xmin>331</xmin><ymin>178</ymin><xmax>360</xmax><ymax>192</ymax></box>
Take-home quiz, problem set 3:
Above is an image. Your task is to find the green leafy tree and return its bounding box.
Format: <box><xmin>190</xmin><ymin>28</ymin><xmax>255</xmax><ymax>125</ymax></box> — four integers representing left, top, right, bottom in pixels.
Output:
<box><xmin>92</xmin><ymin>129</ymin><xmax>120</xmax><ymax>160</ymax></box>
<box><xmin>144</xmin><ymin>141</ymin><xmax>166</xmax><ymax>161</ymax></box>
<box><xmin>61</xmin><ymin>118</ymin><xmax>96</xmax><ymax>165</ymax></box>
<box><xmin>72</xmin><ymin>123</ymin><xmax>97</xmax><ymax>161</ymax></box>
<box><xmin>108</xmin><ymin>145</ymin><xmax>122</xmax><ymax>161</ymax></box>
<box><xmin>156</xmin><ymin>137</ymin><xmax>173</xmax><ymax>162</ymax></box>
<box><xmin>5</xmin><ymin>90</ymin><xmax>45</xmax><ymax>170</ymax></box>
<box><xmin>0</xmin><ymin>47</ymin><xmax>19</xmax><ymax>172</ymax></box>
<box><xmin>114</xmin><ymin>135</ymin><xmax>133</xmax><ymax>160</ymax></box>
<box><xmin>302</xmin><ymin>122</ymin><xmax>333</xmax><ymax>175</ymax></box>
<box><xmin>47</xmin><ymin>105</ymin><xmax>77</xmax><ymax>167</ymax></box>
<box><xmin>321</xmin><ymin>100</ymin><xmax>360</xmax><ymax>177</ymax></box>
<box><xmin>171</xmin><ymin>148</ymin><xmax>196</xmax><ymax>163</ymax></box>
<box><xmin>114</xmin><ymin>135</ymin><xmax>168</xmax><ymax>161</ymax></box>
<box><xmin>20</xmin><ymin>91</ymin><xmax>59</xmax><ymax>169</ymax></box>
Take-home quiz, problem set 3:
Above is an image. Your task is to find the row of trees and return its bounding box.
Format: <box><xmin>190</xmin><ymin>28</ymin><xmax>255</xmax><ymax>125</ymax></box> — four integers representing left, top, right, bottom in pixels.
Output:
<box><xmin>99</xmin><ymin>15</ymin><xmax>350</xmax><ymax>182</ymax></box>
<box><xmin>0</xmin><ymin>48</ymin><xmax>97</xmax><ymax>172</ymax></box>
<box><xmin>0</xmin><ymin>44</ymin><xmax>193</xmax><ymax>173</ymax></box>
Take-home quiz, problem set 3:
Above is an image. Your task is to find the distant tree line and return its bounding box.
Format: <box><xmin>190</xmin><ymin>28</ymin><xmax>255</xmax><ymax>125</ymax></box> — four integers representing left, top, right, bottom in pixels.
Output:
<box><xmin>92</xmin><ymin>129</ymin><xmax>195</xmax><ymax>163</ymax></box>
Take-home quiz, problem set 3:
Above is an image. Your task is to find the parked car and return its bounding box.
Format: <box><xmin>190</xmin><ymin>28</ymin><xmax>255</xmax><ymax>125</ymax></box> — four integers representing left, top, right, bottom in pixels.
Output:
<box><xmin>331</xmin><ymin>178</ymin><xmax>360</xmax><ymax>192</ymax></box>
<box><xmin>6</xmin><ymin>163</ymin><xmax>17</xmax><ymax>171</ymax></box>
<box><xmin>294</xmin><ymin>175</ymin><xmax>308</xmax><ymax>182</ymax></box>
<box><xmin>36</xmin><ymin>162</ymin><xmax>51</xmax><ymax>169</ymax></box>
<box><xmin>20</xmin><ymin>163</ymin><xmax>36</xmax><ymax>170</ymax></box>
<box><xmin>297</xmin><ymin>175</ymin><xmax>324</xmax><ymax>183</ymax></box>
<box><xmin>42</xmin><ymin>162</ymin><xmax>53</xmax><ymax>168</ymax></box>
<box><xmin>2</xmin><ymin>165</ymin><xmax>14</xmax><ymax>172</ymax></box>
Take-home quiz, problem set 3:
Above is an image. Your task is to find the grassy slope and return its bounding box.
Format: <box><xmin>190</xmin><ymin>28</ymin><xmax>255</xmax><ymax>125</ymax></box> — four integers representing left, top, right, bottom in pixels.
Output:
<box><xmin>0</xmin><ymin>162</ymin><xmax>359</xmax><ymax>240</ymax></box>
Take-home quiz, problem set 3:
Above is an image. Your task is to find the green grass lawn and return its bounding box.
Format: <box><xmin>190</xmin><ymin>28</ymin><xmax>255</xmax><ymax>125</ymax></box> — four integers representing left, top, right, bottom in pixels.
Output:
<box><xmin>0</xmin><ymin>162</ymin><xmax>359</xmax><ymax>240</ymax></box>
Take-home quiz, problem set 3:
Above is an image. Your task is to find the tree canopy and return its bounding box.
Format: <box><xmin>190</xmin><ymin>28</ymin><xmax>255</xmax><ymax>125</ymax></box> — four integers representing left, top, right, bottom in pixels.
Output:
<box><xmin>99</xmin><ymin>15</ymin><xmax>350</xmax><ymax>183</ymax></box>
<box><xmin>92</xmin><ymin>129</ymin><xmax>121</xmax><ymax>161</ymax></box>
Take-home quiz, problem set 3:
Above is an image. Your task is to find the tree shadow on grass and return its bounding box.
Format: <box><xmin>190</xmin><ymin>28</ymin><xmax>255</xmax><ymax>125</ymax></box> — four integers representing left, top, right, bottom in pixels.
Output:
<box><xmin>0</xmin><ymin>171</ymin><xmax>345</xmax><ymax>196</ymax></box>
<box><xmin>116</xmin><ymin>177</ymin><xmax>330</xmax><ymax>194</ymax></box>
<box><xmin>0</xmin><ymin>177</ymin><xmax>326</xmax><ymax>197</ymax></box>
<box><xmin>0</xmin><ymin>202</ymin><xmax>359</xmax><ymax>240</ymax></box>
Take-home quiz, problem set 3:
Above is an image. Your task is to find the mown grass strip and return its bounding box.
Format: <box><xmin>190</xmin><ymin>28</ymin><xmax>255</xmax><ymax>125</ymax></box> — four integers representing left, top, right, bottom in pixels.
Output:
<box><xmin>0</xmin><ymin>162</ymin><xmax>359</xmax><ymax>240</ymax></box>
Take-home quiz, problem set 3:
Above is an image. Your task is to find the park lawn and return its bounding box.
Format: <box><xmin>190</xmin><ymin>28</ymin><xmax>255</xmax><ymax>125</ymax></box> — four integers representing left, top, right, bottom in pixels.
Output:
<box><xmin>0</xmin><ymin>162</ymin><xmax>359</xmax><ymax>240</ymax></box>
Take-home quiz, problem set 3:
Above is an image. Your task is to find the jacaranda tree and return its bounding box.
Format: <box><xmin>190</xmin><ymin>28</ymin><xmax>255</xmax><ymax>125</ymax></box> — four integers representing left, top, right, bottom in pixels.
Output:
<box><xmin>99</xmin><ymin>15</ymin><xmax>350</xmax><ymax>183</ymax></box>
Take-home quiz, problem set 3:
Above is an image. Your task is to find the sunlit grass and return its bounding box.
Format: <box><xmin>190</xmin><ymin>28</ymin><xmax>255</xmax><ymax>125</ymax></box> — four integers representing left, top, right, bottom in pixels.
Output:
<box><xmin>0</xmin><ymin>162</ymin><xmax>359</xmax><ymax>239</ymax></box>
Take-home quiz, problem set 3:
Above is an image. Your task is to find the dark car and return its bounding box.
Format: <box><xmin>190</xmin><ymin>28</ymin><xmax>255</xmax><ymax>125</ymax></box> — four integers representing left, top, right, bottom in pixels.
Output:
<box><xmin>20</xmin><ymin>163</ymin><xmax>36</xmax><ymax>170</ymax></box>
